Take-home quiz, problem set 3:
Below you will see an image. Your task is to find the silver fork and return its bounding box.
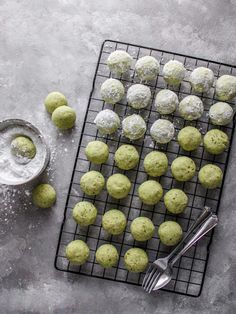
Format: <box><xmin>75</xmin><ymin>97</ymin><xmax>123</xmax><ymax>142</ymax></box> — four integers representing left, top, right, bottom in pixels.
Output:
<box><xmin>142</xmin><ymin>206</ymin><xmax>212</xmax><ymax>293</ymax></box>
<box><xmin>152</xmin><ymin>214</ymin><xmax>218</xmax><ymax>292</ymax></box>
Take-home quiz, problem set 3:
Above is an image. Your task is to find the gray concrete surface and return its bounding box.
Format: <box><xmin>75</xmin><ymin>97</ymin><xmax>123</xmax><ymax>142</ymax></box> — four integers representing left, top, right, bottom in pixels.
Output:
<box><xmin>0</xmin><ymin>0</ymin><xmax>236</xmax><ymax>313</ymax></box>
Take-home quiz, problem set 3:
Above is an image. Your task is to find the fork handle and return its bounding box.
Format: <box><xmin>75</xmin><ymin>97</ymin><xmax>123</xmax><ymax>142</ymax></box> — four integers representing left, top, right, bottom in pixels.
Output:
<box><xmin>170</xmin><ymin>214</ymin><xmax>218</xmax><ymax>266</ymax></box>
<box><xmin>167</xmin><ymin>206</ymin><xmax>212</xmax><ymax>261</ymax></box>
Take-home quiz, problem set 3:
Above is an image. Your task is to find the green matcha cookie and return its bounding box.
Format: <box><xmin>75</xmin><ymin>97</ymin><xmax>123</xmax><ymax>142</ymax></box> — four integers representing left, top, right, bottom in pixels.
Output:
<box><xmin>114</xmin><ymin>145</ymin><xmax>139</xmax><ymax>170</ymax></box>
<box><xmin>158</xmin><ymin>221</ymin><xmax>183</xmax><ymax>246</ymax></box>
<box><xmin>203</xmin><ymin>129</ymin><xmax>229</xmax><ymax>155</ymax></box>
<box><xmin>85</xmin><ymin>141</ymin><xmax>109</xmax><ymax>164</ymax></box>
<box><xmin>216</xmin><ymin>75</ymin><xmax>236</xmax><ymax>101</ymax></box>
<box><xmin>122</xmin><ymin>114</ymin><xmax>147</xmax><ymax>140</ymax></box>
<box><xmin>94</xmin><ymin>109</ymin><xmax>120</xmax><ymax>135</ymax></box>
<box><xmin>72</xmin><ymin>201</ymin><xmax>97</xmax><ymax>226</ymax></box>
<box><xmin>163</xmin><ymin>60</ymin><xmax>186</xmax><ymax>86</ymax></box>
<box><xmin>198</xmin><ymin>164</ymin><xmax>223</xmax><ymax>189</ymax></box>
<box><xmin>102</xmin><ymin>209</ymin><xmax>127</xmax><ymax>235</ymax></box>
<box><xmin>179</xmin><ymin>95</ymin><xmax>204</xmax><ymax>121</ymax></box>
<box><xmin>96</xmin><ymin>244</ymin><xmax>119</xmax><ymax>268</ymax></box>
<box><xmin>124</xmin><ymin>248</ymin><xmax>148</xmax><ymax>272</ymax></box>
<box><xmin>171</xmin><ymin>156</ymin><xmax>196</xmax><ymax>182</ymax></box>
<box><xmin>143</xmin><ymin>151</ymin><xmax>168</xmax><ymax>177</ymax></box>
<box><xmin>52</xmin><ymin>105</ymin><xmax>76</xmax><ymax>129</ymax></box>
<box><xmin>65</xmin><ymin>240</ymin><xmax>89</xmax><ymax>265</ymax></box>
<box><xmin>209</xmin><ymin>102</ymin><xmax>233</xmax><ymax>126</ymax></box>
<box><xmin>154</xmin><ymin>89</ymin><xmax>178</xmax><ymax>115</ymax></box>
<box><xmin>11</xmin><ymin>136</ymin><xmax>36</xmax><ymax>159</ymax></box>
<box><xmin>32</xmin><ymin>183</ymin><xmax>56</xmax><ymax>208</ymax></box>
<box><xmin>138</xmin><ymin>180</ymin><xmax>163</xmax><ymax>205</ymax></box>
<box><xmin>189</xmin><ymin>67</ymin><xmax>214</xmax><ymax>93</ymax></box>
<box><xmin>80</xmin><ymin>171</ymin><xmax>105</xmax><ymax>196</ymax></box>
<box><xmin>107</xmin><ymin>50</ymin><xmax>132</xmax><ymax>75</ymax></box>
<box><xmin>164</xmin><ymin>189</ymin><xmax>188</xmax><ymax>214</ymax></box>
<box><xmin>127</xmin><ymin>84</ymin><xmax>151</xmax><ymax>109</ymax></box>
<box><xmin>135</xmin><ymin>56</ymin><xmax>160</xmax><ymax>81</ymax></box>
<box><xmin>177</xmin><ymin>126</ymin><xmax>202</xmax><ymax>151</ymax></box>
<box><xmin>100</xmin><ymin>78</ymin><xmax>125</xmax><ymax>104</ymax></box>
<box><xmin>106</xmin><ymin>173</ymin><xmax>131</xmax><ymax>199</ymax></box>
<box><xmin>130</xmin><ymin>217</ymin><xmax>155</xmax><ymax>241</ymax></box>
<box><xmin>150</xmin><ymin>119</ymin><xmax>175</xmax><ymax>144</ymax></box>
<box><xmin>44</xmin><ymin>91</ymin><xmax>68</xmax><ymax>114</ymax></box>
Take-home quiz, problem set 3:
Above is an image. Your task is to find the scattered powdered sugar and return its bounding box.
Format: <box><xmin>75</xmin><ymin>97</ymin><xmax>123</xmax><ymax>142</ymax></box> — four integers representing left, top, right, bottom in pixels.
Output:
<box><xmin>0</xmin><ymin>237</ymin><xmax>27</xmax><ymax>279</ymax></box>
<box><xmin>0</xmin><ymin>185</ymin><xmax>21</xmax><ymax>234</ymax></box>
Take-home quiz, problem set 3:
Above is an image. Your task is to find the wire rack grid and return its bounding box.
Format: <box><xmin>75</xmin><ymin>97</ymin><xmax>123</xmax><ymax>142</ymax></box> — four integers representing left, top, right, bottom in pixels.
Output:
<box><xmin>54</xmin><ymin>39</ymin><xmax>236</xmax><ymax>297</ymax></box>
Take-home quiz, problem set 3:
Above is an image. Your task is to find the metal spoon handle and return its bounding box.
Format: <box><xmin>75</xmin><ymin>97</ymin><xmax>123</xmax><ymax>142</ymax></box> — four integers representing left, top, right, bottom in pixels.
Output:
<box><xmin>170</xmin><ymin>214</ymin><xmax>218</xmax><ymax>266</ymax></box>
<box><xmin>167</xmin><ymin>206</ymin><xmax>212</xmax><ymax>260</ymax></box>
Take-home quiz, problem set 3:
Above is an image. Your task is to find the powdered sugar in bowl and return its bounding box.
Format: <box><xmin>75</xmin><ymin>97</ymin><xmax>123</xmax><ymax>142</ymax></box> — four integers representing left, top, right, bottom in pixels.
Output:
<box><xmin>0</xmin><ymin>119</ymin><xmax>50</xmax><ymax>185</ymax></box>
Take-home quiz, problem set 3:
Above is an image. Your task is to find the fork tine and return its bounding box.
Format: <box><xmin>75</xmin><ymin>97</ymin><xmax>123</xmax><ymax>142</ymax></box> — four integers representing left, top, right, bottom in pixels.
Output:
<box><xmin>144</xmin><ymin>268</ymin><xmax>159</xmax><ymax>292</ymax></box>
<box><xmin>142</xmin><ymin>265</ymin><xmax>154</xmax><ymax>287</ymax></box>
<box><xmin>147</xmin><ymin>272</ymin><xmax>162</xmax><ymax>293</ymax></box>
<box><xmin>142</xmin><ymin>266</ymin><xmax>156</xmax><ymax>289</ymax></box>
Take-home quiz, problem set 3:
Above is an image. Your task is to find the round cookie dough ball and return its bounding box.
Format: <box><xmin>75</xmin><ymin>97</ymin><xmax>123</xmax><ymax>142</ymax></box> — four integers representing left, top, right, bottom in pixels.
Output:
<box><xmin>100</xmin><ymin>78</ymin><xmax>125</xmax><ymax>104</ymax></box>
<box><xmin>96</xmin><ymin>244</ymin><xmax>119</xmax><ymax>268</ymax></box>
<box><xmin>150</xmin><ymin>119</ymin><xmax>175</xmax><ymax>144</ymax></box>
<box><xmin>32</xmin><ymin>183</ymin><xmax>56</xmax><ymax>208</ymax></box>
<box><xmin>85</xmin><ymin>141</ymin><xmax>109</xmax><ymax>164</ymax></box>
<box><xmin>163</xmin><ymin>60</ymin><xmax>186</xmax><ymax>86</ymax></box>
<box><xmin>171</xmin><ymin>156</ymin><xmax>196</xmax><ymax>182</ymax></box>
<box><xmin>179</xmin><ymin>95</ymin><xmax>204</xmax><ymax>121</ymax></box>
<box><xmin>135</xmin><ymin>56</ymin><xmax>160</xmax><ymax>81</ymax></box>
<box><xmin>189</xmin><ymin>67</ymin><xmax>214</xmax><ymax>93</ymax></box>
<box><xmin>52</xmin><ymin>106</ymin><xmax>76</xmax><ymax>129</ymax></box>
<box><xmin>203</xmin><ymin>129</ymin><xmax>229</xmax><ymax>155</ymax></box>
<box><xmin>198</xmin><ymin>164</ymin><xmax>223</xmax><ymax>189</ymax></box>
<box><xmin>65</xmin><ymin>240</ymin><xmax>89</xmax><ymax>265</ymax></box>
<box><xmin>44</xmin><ymin>91</ymin><xmax>67</xmax><ymax>114</ymax></box>
<box><xmin>154</xmin><ymin>89</ymin><xmax>178</xmax><ymax>115</ymax></box>
<box><xmin>138</xmin><ymin>180</ymin><xmax>163</xmax><ymax>205</ymax></box>
<box><xmin>143</xmin><ymin>151</ymin><xmax>168</xmax><ymax>177</ymax></box>
<box><xmin>177</xmin><ymin>126</ymin><xmax>202</xmax><ymax>151</ymax></box>
<box><xmin>124</xmin><ymin>248</ymin><xmax>148</xmax><ymax>272</ymax></box>
<box><xmin>127</xmin><ymin>84</ymin><xmax>151</xmax><ymax>109</ymax></box>
<box><xmin>94</xmin><ymin>109</ymin><xmax>120</xmax><ymax>135</ymax></box>
<box><xmin>106</xmin><ymin>173</ymin><xmax>131</xmax><ymax>199</ymax></box>
<box><xmin>216</xmin><ymin>75</ymin><xmax>236</xmax><ymax>101</ymax></box>
<box><xmin>114</xmin><ymin>144</ymin><xmax>139</xmax><ymax>170</ymax></box>
<box><xmin>209</xmin><ymin>102</ymin><xmax>233</xmax><ymax>126</ymax></box>
<box><xmin>107</xmin><ymin>50</ymin><xmax>132</xmax><ymax>75</ymax></box>
<box><xmin>158</xmin><ymin>221</ymin><xmax>183</xmax><ymax>246</ymax></box>
<box><xmin>164</xmin><ymin>189</ymin><xmax>188</xmax><ymax>214</ymax></box>
<box><xmin>11</xmin><ymin>136</ymin><xmax>36</xmax><ymax>159</ymax></box>
<box><xmin>122</xmin><ymin>114</ymin><xmax>147</xmax><ymax>140</ymax></box>
<box><xmin>72</xmin><ymin>201</ymin><xmax>97</xmax><ymax>226</ymax></box>
<box><xmin>80</xmin><ymin>171</ymin><xmax>105</xmax><ymax>196</ymax></box>
<box><xmin>102</xmin><ymin>209</ymin><xmax>127</xmax><ymax>235</ymax></box>
<box><xmin>130</xmin><ymin>217</ymin><xmax>155</xmax><ymax>241</ymax></box>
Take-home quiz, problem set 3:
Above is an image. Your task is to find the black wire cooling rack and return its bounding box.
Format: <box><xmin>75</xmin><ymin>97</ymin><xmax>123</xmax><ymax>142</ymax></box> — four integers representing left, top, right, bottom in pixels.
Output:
<box><xmin>55</xmin><ymin>40</ymin><xmax>236</xmax><ymax>297</ymax></box>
